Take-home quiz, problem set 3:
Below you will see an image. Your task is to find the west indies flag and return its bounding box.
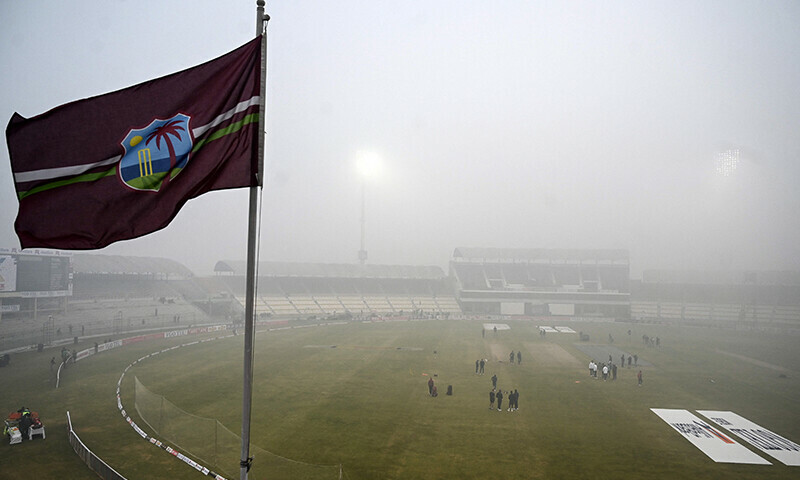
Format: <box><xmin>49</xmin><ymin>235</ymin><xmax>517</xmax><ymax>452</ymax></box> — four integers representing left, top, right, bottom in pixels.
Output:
<box><xmin>6</xmin><ymin>35</ymin><xmax>263</xmax><ymax>250</ymax></box>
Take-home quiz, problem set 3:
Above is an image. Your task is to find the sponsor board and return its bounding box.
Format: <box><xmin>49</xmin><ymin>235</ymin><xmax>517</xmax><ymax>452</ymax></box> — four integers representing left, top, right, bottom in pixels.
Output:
<box><xmin>555</xmin><ymin>326</ymin><xmax>576</xmax><ymax>333</ymax></box>
<box><xmin>651</xmin><ymin>408</ymin><xmax>770</xmax><ymax>464</ymax></box>
<box><xmin>101</xmin><ymin>339</ymin><xmax>123</xmax><ymax>351</ymax></box>
<box><xmin>698</xmin><ymin>410</ymin><xmax>800</xmax><ymax>466</ymax></box>
<box><xmin>164</xmin><ymin>329</ymin><xmax>189</xmax><ymax>338</ymax></box>
<box><xmin>75</xmin><ymin>349</ymin><xmax>92</xmax><ymax>361</ymax></box>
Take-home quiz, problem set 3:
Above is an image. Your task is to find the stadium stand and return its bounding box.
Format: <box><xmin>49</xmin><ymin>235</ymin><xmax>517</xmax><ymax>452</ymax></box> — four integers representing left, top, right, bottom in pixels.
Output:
<box><xmin>0</xmin><ymin>253</ymin><xmax>225</xmax><ymax>353</ymax></box>
<box><xmin>451</xmin><ymin>247</ymin><xmax>631</xmax><ymax>318</ymax></box>
<box><xmin>213</xmin><ymin>260</ymin><xmax>459</xmax><ymax>317</ymax></box>
<box><xmin>5</xmin><ymin>249</ymin><xmax>798</xmax><ymax>356</ymax></box>
<box><xmin>630</xmin><ymin>270</ymin><xmax>800</xmax><ymax>331</ymax></box>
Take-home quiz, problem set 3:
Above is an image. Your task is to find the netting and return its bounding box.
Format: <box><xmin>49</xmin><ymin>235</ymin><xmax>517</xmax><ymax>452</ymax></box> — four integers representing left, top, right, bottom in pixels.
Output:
<box><xmin>134</xmin><ymin>377</ymin><xmax>343</xmax><ymax>479</ymax></box>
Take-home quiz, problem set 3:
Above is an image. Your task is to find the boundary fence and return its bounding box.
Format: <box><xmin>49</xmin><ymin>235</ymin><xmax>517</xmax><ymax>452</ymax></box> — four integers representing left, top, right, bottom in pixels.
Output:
<box><xmin>67</xmin><ymin>410</ymin><xmax>127</xmax><ymax>480</ymax></box>
<box><xmin>62</xmin><ymin>316</ymin><xmax>408</xmax><ymax>479</ymax></box>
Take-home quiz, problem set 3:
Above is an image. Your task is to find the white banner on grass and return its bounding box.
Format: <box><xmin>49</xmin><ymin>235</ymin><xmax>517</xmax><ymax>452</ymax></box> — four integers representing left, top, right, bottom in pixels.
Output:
<box><xmin>698</xmin><ymin>410</ymin><xmax>800</xmax><ymax>466</ymax></box>
<box><xmin>651</xmin><ymin>408</ymin><xmax>770</xmax><ymax>464</ymax></box>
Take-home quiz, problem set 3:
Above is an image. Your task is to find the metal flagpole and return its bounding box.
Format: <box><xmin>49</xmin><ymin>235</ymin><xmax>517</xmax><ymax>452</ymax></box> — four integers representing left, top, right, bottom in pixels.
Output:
<box><xmin>240</xmin><ymin>1</ymin><xmax>268</xmax><ymax>479</ymax></box>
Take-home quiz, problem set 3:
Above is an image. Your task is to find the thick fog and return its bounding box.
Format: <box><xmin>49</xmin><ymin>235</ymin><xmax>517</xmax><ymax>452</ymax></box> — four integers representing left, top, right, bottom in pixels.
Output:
<box><xmin>1</xmin><ymin>0</ymin><xmax>799</xmax><ymax>276</ymax></box>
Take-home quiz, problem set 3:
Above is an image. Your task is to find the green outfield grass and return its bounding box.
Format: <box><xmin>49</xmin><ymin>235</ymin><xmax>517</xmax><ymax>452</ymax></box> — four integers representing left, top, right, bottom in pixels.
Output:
<box><xmin>1</xmin><ymin>319</ymin><xmax>799</xmax><ymax>479</ymax></box>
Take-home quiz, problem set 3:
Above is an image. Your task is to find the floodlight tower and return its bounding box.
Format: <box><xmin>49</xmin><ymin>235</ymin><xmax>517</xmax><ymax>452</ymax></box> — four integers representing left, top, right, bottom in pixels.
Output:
<box><xmin>359</xmin><ymin>181</ymin><xmax>368</xmax><ymax>265</ymax></box>
<box><xmin>356</xmin><ymin>151</ymin><xmax>381</xmax><ymax>265</ymax></box>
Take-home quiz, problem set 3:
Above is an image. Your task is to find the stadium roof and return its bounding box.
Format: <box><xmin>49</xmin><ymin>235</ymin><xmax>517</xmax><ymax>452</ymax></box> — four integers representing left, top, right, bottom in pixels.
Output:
<box><xmin>214</xmin><ymin>261</ymin><xmax>446</xmax><ymax>279</ymax></box>
<box><xmin>73</xmin><ymin>253</ymin><xmax>194</xmax><ymax>277</ymax></box>
<box><xmin>452</xmin><ymin>247</ymin><xmax>629</xmax><ymax>263</ymax></box>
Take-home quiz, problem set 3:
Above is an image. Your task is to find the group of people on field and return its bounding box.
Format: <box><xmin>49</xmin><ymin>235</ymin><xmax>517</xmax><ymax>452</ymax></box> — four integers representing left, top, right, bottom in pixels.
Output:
<box><xmin>488</xmin><ymin>386</ymin><xmax>520</xmax><ymax>412</ymax></box>
<box><xmin>427</xmin><ymin>376</ymin><xmax>438</xmax><ymax>397</ymax></box>
<box><xmin>474</xmin><ymin>358</ymin><xmax>487</xmax><ymax>374</ymax></box>
<box><xmin>588</xmin><ymin>359</ymin><xmax>618</xmax><ymax>381</ymax></box>
<box><xmin>488</xmin><ymin>370</ymin><xmax>520</xmax><ymax>411</ymax></box>
<box><xmin>588</xmin><ymin>358</ymin><xmax>643</xmax><ymax>386</ymax></box>
<box><xmin>642</xmin><ymin>334</ymin><xmax>660</xmax><ymax>348</ymax></box>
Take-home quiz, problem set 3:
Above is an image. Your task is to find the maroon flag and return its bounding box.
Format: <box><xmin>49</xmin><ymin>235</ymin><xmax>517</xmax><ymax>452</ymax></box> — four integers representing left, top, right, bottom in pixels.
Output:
<box><xmin>6</xmin><ymin>36</ymin><xmax>263</xmax><ymax>250</ymax></box>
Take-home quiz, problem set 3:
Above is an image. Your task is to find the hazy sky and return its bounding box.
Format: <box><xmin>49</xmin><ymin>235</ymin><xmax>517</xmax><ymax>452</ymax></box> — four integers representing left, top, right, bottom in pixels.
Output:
<box><xmin>2</xmin><ymin>0</ymin><xmax>799</xmax><ymax>277</ymax></box>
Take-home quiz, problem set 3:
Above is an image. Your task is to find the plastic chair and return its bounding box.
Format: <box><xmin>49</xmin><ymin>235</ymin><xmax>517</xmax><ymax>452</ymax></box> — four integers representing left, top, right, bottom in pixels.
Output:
<box><xmin>28</xmin><ymin>425</ymin><xmax>45</xmax><ymax>440</ymax></box>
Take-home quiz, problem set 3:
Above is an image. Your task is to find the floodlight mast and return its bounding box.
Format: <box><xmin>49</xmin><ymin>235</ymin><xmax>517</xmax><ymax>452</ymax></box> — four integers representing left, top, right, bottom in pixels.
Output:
<box><xmin>356</xmin><ymin>151</ymin><xmax>380</xmax><ymax>265</ymax></box>
<box><xmin>359</xmin><ymin>180</ymin><xmax>367</xmax><ymax>265</ymax></box>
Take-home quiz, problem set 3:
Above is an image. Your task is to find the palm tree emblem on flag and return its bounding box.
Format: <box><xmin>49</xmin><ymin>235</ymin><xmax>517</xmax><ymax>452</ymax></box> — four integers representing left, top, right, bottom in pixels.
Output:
<box><xmin>118</xmin><ymin>113</ymin><xmax>193</xmax><ymax>192</ymax></box>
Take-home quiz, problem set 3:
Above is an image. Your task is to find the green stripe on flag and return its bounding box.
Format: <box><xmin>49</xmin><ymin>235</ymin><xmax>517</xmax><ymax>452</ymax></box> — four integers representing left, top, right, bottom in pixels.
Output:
<box><xmin>192</xmin><ymin>113</ymin><xmax>259</xmax><ymax>153</ymax></box>
<box><xmin>18</xmin><ymin>166</ymin><xmax>117</xmax><ymax>200</ymax></box>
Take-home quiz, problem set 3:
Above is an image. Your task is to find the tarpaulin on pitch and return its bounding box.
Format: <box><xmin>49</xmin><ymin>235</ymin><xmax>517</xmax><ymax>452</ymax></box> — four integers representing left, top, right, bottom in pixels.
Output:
<box><xmin>651</xmin><ymin>408</ymin><xmax>770</xmax><ymax>464</ymax></box>
<box><xmin>698</xmin><ymin>410</ymin><xmax>800</xmax><ymax>466</ymax></box>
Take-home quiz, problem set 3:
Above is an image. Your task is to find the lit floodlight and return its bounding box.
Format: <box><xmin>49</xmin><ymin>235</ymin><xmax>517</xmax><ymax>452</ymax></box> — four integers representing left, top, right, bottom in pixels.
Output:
<box><xmin>715</xmin><ymin>149</ymin><xmax>740</xmax><ymax>176</ymax></box>
<box><xmin>355</xmin><ymin>150</ymin><xmax>383</xmax><ymax>265</ymax></box>
<box><xmin>355</xmin><ymin>150</ymin><xmax>382</xmax><ymax>181</ymax></box>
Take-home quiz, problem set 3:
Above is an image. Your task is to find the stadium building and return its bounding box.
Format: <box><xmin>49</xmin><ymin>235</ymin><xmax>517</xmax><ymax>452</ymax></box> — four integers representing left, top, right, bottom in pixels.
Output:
<box><xmin>450</xmin><ymin>247</ymin><xmax>631</xmax><ymax>319</ymax></box>
<box><xmin>0</xmin><ymin>248</ymin><xmax>72</xmax><ymax>320</ymax></box>
<box><xmin>0</xmin><ymin>251</ymin><xmax>219</xmax><ymax>352</ymax></box>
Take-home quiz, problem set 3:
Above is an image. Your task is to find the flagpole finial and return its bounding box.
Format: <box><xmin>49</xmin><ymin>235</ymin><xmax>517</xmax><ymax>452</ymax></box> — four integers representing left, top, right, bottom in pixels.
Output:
<box><xmin>256</xmin><ymin>1</ymin><xmax>268</xmax><ymax>33</ymax></box>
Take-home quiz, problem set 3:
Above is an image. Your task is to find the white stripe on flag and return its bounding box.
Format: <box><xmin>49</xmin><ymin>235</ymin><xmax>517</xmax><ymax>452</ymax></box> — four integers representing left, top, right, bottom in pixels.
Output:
<box><xmin>651</xmin><ymin>408</ymin><xmax>771</xmax><ymax>464</ymax></box>
<box><xmin>191</xmin><ymin>96</ymin><xmax>261</xmax><ymax>137</ymax></box>
<box><xmin>698</xmin><ymin>410</ymin><xmax>800</xmax><ymax>466</ymax></box>
<box><xmin>14</xmin><ymin>155</ymin><xmax>121</xmax><ymax>183</ymax></box>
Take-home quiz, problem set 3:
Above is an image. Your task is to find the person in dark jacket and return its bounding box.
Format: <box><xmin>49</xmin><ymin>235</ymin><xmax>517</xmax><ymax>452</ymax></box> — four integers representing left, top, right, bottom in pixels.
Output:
<box><xmin>496</xmin><ymin>389</ymin><xmax>504</xmax><ymax>411</ymax></box>
<box><xmin>17</xmin><ymin>408</ymin><xmax>32</xmax><ymax>440</ymax></box>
